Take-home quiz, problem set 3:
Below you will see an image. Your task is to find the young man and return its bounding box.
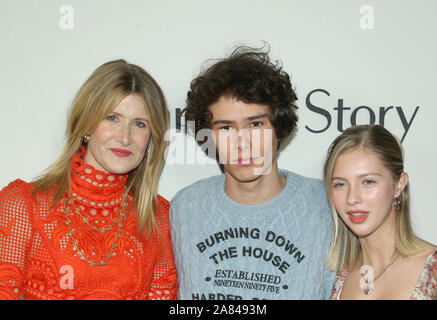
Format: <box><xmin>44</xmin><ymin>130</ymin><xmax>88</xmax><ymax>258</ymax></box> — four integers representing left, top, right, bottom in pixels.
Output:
<box><xmin>170</xmin><ymin>46</ymin><xmax>335</xmax><ymax>300</ymax></box>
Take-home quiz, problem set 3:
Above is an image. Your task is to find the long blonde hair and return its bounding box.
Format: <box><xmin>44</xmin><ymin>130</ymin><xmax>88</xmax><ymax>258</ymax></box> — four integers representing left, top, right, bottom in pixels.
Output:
<box><xmin>323</xmin><ymin>125</ymin><xmax>421</xmax><ymax>271</ymax></box>
<box><xmin>32</xmin><ymin>59</ymin><xmax>169</xmax><ymax>237</ymax></box>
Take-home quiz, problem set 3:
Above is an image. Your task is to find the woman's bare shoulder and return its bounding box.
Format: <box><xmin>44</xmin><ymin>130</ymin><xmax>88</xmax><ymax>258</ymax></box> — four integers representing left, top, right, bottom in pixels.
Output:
<box><xmin>409</xmin><ymin>239</ymin><xmax>437</xmax><ymax>261</ymax></box>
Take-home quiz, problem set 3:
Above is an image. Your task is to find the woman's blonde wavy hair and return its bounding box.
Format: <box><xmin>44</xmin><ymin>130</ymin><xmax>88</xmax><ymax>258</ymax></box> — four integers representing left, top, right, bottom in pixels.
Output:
<box><xmin>323</xmin><ymin>125</ymin><xmax>421</xmax><ymax>271</ymax></box>
<box><xmin>32</xmin><ymin>59</ymin><xmax>169</xmax><ymax>237</ymax></box>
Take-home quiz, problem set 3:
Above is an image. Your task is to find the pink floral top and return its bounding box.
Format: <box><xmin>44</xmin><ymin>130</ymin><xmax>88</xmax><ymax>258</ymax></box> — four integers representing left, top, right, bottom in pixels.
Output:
<box><xmin>331</xmin><ymin>250</ymin><xmax>437</xmax><ymax>300</ymax></box>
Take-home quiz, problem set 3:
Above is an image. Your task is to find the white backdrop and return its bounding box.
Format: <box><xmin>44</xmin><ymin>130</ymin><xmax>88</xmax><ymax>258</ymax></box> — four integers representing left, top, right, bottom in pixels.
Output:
<box><xmin>1</xmin><ymin>0</ymin><xmax>436</xmax><ymax>244</ymax></box>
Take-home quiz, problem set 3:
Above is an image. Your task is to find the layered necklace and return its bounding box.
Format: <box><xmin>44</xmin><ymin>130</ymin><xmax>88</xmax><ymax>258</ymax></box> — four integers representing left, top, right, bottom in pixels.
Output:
<box><xmin>62</xmin><ymin>188</ymin><xmax>128</xmax><ymax>266</ymax></box>
<box><xmin>359</xmin><ymin>248</ymin><xmax>400</xmax><ymax>295</ymax></box>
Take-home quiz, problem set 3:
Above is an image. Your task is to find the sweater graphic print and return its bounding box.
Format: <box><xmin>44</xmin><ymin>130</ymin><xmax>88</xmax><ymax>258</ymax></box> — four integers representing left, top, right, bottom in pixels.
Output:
<box><xmin>192</xmin><ymin>226</ymin><xmax>306</xmax><ymax>299</ymax></box>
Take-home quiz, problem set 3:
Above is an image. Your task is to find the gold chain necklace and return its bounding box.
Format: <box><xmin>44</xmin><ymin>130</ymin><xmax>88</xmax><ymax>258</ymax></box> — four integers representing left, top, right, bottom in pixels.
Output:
<box><xmin>67</xmin><ymin>195</ymin><xmax>125</xmax><ymax>232</ymax></box>
<box><xmin>62</xmin><ymin>190</ymin><xmax>128</xmax><ymax>266</ymax></box>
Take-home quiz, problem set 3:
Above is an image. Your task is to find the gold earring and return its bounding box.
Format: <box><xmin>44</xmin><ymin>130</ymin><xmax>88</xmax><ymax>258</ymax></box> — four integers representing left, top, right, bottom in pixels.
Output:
<box><xmin>83</xmin><ymin>135</ymin><xmax>90</xmax><ymax>144</ymax></box>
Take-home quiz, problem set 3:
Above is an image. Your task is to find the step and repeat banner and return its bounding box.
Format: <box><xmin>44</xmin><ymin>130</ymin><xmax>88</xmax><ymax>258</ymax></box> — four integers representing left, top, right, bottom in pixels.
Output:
<box><xmin>1</xmin><ymin>0</ymin><xmax>436</xmax><ymax>244</ymax></box>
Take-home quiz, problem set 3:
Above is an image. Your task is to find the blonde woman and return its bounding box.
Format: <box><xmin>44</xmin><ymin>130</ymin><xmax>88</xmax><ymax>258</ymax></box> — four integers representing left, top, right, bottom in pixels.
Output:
<box><xmin>0</xmin><ymin>60</ymin><xmax>177</xmax><ymax>300</ymax></box>
<box><xmin>324</xmin><ymin>125</ymin><xmax>436</xmax><ymax>300</ymax></box>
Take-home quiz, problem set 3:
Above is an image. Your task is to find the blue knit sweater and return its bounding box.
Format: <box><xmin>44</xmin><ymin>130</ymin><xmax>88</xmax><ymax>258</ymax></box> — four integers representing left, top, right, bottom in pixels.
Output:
<box><xmin>170</xmin><ymin>169</ymin><xmax>335</xmax><ymax>300</ymax></box>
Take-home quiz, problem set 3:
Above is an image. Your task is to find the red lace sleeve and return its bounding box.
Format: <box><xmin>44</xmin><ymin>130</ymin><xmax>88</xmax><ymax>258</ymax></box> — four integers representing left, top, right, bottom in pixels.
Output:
<box><xmin>0</xmin><ymin>180</ymin><xmax>33</xmax><ymax>300</ymax></box>
<box><xmin>147</xmin><ymin>195</ymin><xmax>178</xmax><ymax>300</ymax></box>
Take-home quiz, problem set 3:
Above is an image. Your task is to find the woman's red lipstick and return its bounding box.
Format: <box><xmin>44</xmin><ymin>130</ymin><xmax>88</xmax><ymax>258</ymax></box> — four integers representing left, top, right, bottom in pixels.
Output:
<box><xmin>347</xmin><ymin>210</ymin><xmax>369</xmax><ymax>224</ymax></box>
<box><xmin>110</xmin><ymin>148</ymin><xmax>132</xmax><ymax>158</ymax></box>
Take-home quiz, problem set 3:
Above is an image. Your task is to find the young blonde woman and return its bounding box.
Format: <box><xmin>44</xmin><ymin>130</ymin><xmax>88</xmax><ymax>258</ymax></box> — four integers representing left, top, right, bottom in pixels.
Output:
<box><xmin>324</xmin><ymin>125</ymin><xmax>436</xmax><ymax>300</ymax></box>
<box><xmin>0</xmin><ymin>60</ymin><xmax>176</xmax><ymax>300</ymax></box>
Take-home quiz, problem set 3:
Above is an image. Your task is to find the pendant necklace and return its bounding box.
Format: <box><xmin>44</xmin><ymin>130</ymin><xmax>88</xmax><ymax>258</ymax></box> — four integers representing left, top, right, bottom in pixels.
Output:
<box><xmin>359</xmin><ymin>248</ymin><xmax>400</xmax><ymax>295</ymax></box>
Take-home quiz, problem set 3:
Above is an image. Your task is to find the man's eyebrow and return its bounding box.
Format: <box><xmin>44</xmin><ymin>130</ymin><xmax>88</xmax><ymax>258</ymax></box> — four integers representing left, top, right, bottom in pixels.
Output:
<box><xmin>247</xmin><ymin>113</ymin><xmax>268</xmax><ymax>121</ymax></box>
<box><xmin>212</xmin><ymin>113</ymin><xmax>269</xmax><ymax>125</ymax></box>
<box><xmin>211</xmin><ymin>119</ymin><xmax>233</xmax><ymax>125</ymax></box>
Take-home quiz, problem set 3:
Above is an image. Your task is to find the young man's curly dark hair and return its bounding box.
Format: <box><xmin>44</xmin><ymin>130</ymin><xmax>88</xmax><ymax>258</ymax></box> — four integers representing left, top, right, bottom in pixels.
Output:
<box><xmin>185</xmin><ymin>45</ymin><xmax>298</xmax><ymax>147</ymax></box>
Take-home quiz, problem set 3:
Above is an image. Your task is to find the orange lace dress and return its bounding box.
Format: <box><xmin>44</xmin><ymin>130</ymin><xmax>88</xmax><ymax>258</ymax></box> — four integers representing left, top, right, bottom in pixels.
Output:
<box><xmin>0</xmin><ymin>148</ymin><xmax>177</xmax><ymax>300</ymax></box>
